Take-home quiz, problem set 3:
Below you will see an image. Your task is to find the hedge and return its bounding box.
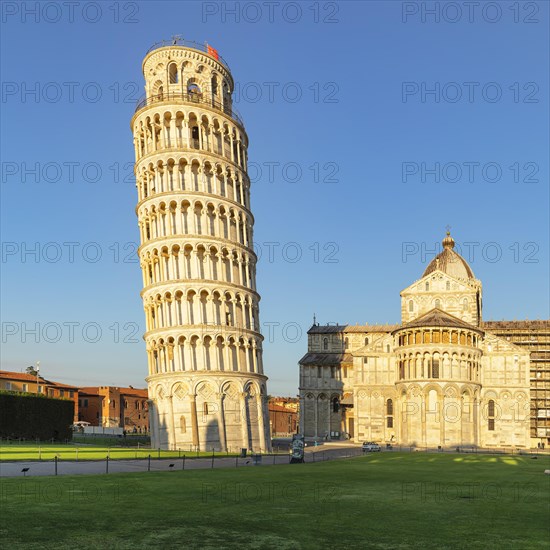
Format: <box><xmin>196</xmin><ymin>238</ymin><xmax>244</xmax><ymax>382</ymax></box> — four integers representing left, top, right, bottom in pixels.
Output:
<box><xmin>0</xmin><ymin>392</ymin><xmax>73</xmax><ymax>441</ymax></box>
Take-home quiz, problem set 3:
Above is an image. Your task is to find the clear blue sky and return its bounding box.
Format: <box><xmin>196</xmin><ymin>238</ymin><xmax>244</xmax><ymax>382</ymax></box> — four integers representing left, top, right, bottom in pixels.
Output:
<box><xmin>1</xmin><ymin>1</ymin><xmax>548</xmax><ymax>395</ymax></box>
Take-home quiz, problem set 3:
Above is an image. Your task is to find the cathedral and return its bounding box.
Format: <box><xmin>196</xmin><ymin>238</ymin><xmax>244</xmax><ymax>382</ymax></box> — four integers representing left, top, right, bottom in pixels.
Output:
<box><xmin>299</xmin><ymin>232</ymin><xmax>549</xmax><ymax>449</ymax></box>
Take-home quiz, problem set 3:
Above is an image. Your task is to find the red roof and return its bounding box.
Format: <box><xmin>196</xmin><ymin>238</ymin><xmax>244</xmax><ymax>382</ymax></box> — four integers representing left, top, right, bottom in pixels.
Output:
<box><xmin>79</xmin><ymin>386</ymin><xmax>101</xmax><ymax>395</ymax></box>
<box><xmin>269</xmin><ymin>404</ymin><xmax>297</xmax><ymax>413</ymax></box>
<box><xmin>0</xmin><ymin>371</ymin><xmax>46</xmax><ymax>383</ymax></box>
<box><xmin>45</xmin><ymin>380</ymin><xmax>79</xmax><ymax>390</ymax></box>
<box><xmin>122</xmin><ymin>388</ymin><xmax>148</xmax><ymax>398</ymax></box>
<box><xmin>0</xmin><ymin>371</ymin><xmax>78</xmax><ymax>391</ymax></box>
<box><xmin>79</xmin><ymin>386</ymin><xmax>148</xmax><ymax>398</ymax></box>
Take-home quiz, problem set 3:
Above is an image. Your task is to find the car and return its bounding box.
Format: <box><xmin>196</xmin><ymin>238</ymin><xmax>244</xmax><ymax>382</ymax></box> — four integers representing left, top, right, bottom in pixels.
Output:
<box><xmin>290</xmin><ymin>435</ymin><xmax>305</xmax><ymax>463</ymax></box>
<box><xmin>71</xmin><ymin>421</ymin><xmax>91</xmax><ymax>430</ymax></box>
<box><xmin>362</xmin><ymin>441</ymin><xmax>381</xmax><ymax>452</ymax></box>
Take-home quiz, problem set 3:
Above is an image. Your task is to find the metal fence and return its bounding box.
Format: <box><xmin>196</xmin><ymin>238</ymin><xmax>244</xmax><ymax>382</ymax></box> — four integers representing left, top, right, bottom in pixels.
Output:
<box><xmin>0</xmin><ymin>446</ymin><xmax>368</xmax><ymax>478</ymax></box>
<box><xmin>1</xmin><ymin>441</ymin><xmax>547</xmax><ymax>478</ymax></box>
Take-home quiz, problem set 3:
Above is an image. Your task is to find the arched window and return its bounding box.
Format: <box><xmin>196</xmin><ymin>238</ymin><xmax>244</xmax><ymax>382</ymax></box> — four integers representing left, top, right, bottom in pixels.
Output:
<box><xmin>191</xmin><ymin>126</ymin><xmax>199</xmax><ymax>148</ymax></box>
<box><xmin>179</xmin><ymin>415</ymin><xmax>186</xmax><ymax>433</ymax></box>
<box><xmin>408</xmin><ymin>300</ymin><xmax>414</xmax><ymax>312</ymax></box>
<box><xmin>203</xmin><ymin>402</ymin><xmax>209</xmax><ymax>416</ymax></box>
<box><xmin>425</xmin><ymin>282</ymin><xmax>430</xmax><ymax>291</ymax></box>
<box><xmin>386</xmin><ymin>399</ymin><xmax>394</xmax><ymax>428</ymax></box>
<box><xmin>222</xmin><ymin>81</ymin><xmax>230</xmax><ymax>110</ymax></box>
<box><xmin>446</xmin><ymin>281</ymin><xmax>450</xmax><ymax>291</ymax></box>
<box><xmin>323</xmin><ymin>338</ymin><xmax>328</xmax><ymax>351</ymax></box>
<box><xmin>168</xmin><ymin>63</ymin><xmax>178</xmax><ymax>84</ymax></box>
<box><xmin>344</xmin><ymin>337</ymin><xmax>349</xmax><ymax>349</ymax></box>
<box><xmin>463</xmin><ymin>298</ymin><xmax>468</xmax><ymax>311</ymax></box>
<box><xmin>332</xmin><ymin>398</ymin><xmax>339</xmax><ymax>413</ymax></box>
<box><xmin>435</xmin><ymin>299</ymin><xmax>441</xmax><ymax>309</ymax></box>
<box><xmin>188</xmin><ymin>82</ymin><xmax>201</xmax><ymax>95</ymax></box>
<box><xmin>488</xmin><ymin>399</ymin><xmax>495</xmax><ymax>431</ymax></box>
<box><xmin>364</xmin><ymin>337</ymin><xmax>369</xmax><ymax>346</ymax></box>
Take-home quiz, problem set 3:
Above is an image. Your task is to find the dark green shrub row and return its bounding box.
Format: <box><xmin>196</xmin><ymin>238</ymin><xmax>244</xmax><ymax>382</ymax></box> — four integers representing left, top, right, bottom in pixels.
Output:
<box><xmin>0</xmin><ymin>392</ymin><xmax>73</xmax><ymax>441</ymax></box>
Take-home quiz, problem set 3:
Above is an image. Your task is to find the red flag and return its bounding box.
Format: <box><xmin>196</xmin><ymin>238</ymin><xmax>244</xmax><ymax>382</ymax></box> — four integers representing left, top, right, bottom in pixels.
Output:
<box><xmin>207</xmin><ymin>44</ymin><xmax>219</xmax><ymax>60</ymax></box>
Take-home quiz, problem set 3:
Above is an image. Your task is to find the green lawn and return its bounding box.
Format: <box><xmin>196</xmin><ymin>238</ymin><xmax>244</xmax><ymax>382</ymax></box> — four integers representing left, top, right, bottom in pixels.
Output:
<box><xmin>1</xmin><ymin>452</ymin><xmax>548</xmax><ymax>549</ymax></box>
<box><xmin>72</xmin><ymin>435</ymin><xmax>151</xmax><ymax>447</ymax></box>
<box><xmin>0</xmin><ymin>443</ymin><xmax>241</xmax><ymax>461</ymax></box>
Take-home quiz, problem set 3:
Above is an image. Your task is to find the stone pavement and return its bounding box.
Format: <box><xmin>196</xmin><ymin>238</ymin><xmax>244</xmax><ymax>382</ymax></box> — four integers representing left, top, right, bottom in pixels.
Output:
<box><xmin>0</xmin><ymin>445</ymin><xmax>362</xmax><ymax>478</ymax></box>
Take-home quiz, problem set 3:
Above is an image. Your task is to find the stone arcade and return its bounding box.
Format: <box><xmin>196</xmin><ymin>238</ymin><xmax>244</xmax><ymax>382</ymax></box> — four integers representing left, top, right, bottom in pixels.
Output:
<box><xmin>131</xmin><ymin>39</ymin><xmax>270</xmax><ymax>451</ymax></box>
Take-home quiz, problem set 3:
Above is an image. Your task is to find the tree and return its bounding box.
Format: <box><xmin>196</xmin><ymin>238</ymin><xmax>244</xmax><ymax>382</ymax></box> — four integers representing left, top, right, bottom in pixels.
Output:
<box><xmin>26</xmin><ymin>366</ymin><xmax>38</xmax><ymax>376</ymax></box>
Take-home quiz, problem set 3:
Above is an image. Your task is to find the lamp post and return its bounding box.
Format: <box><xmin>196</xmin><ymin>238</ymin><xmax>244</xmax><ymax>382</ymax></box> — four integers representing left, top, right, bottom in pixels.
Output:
<box><xmin>36</xmin><ymin>361</ymin><xmax>41</xmax><ymax>395</ymax></box>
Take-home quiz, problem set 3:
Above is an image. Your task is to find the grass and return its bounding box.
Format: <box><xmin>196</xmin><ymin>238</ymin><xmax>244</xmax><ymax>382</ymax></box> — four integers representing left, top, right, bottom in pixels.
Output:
<box><xmin>1</xmin><ymin>452</ymin><xmax>548</xmax><ymax>549</ymax></box>
<box><xmin>0</xmin><ymin>443</ymin><xmax>243</xmax><ymax>461</ymax></box>
<box><xmin>72</xmin><ymin>435</ymin><xmax>151</xmax><ymax>447</ymax></box>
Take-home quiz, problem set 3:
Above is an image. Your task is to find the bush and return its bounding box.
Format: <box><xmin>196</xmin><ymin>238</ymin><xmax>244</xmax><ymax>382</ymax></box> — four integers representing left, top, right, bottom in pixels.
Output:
<box><xmin>0</xmin><ymin>392</ymin><xmax>73</xmax><ymax>441</ymax></box>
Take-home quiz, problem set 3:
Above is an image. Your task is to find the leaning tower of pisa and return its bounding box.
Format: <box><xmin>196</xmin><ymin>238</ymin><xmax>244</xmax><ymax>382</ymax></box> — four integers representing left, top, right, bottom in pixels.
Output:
<box><xmin>131</xmin><ymin>39</ymin><xmax>270</xmax><ymax>452</ymax></box>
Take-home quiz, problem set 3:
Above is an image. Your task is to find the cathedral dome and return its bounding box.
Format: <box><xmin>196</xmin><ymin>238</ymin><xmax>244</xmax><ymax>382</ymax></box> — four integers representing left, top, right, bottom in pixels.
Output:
<box><xmin>422</xmin><ymin>232</ymin><xmax>475</xmax><ymax>280</ymax></box>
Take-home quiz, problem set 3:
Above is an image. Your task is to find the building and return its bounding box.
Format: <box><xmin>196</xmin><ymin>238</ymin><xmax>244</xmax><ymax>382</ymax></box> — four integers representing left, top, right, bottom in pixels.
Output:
<box><xmin>77</xmin><ymin>388</ymin><xmax>102</xmax><ymax>426</ymax></box>
<box><xmin>0</xmin><ymin>370</ymin><xmax>79</xmax><ymax>421</ymax></box>
<box><xmin>268</xmin><ymin>397</ymin><xmax>299</xmax><ymax>436</ymax></box>
<box><xmin>131</xmin><ymin>38</ymin><xmax>270</xmax><ymax>451</ymax></box>
<box><xmin>480</xmin><ymin>321</ymin><xmax>550</xmax><ymax>442</ymax></box>
<box><xmin>270</xmin><ymin>396</ymin><xmax>299</xmax><ymax>412</ymax></box>
<box><xmin>299</xmin><ymin>232</ymin><xmax>546</xmax><ymax>449</ymax></box>
<box><xmin>78</xmin><ymin>386</ymin><xmax>149</xmax><ymax>433</ymax></box>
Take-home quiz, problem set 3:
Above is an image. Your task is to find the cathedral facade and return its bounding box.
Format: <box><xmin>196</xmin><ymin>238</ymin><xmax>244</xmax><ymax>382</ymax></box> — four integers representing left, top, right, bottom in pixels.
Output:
<box><xmin>299</xmin><ymin>232</ymin><xmax>548</xmax><ymax>449</ymax></box>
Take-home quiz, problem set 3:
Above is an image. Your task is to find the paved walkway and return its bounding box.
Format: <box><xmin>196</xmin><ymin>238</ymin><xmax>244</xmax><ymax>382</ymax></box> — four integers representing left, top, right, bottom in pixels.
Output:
<box><xmin>0</xmin><ymin>446</ymin><xmax>362</xmax><ymax>478</ymax></box>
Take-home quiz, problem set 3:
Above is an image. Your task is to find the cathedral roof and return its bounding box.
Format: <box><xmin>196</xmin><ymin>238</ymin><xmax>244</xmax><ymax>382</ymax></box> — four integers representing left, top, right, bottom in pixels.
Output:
<box><xmin>395</xmin><ymin>308</ymin><xmax>484</xmax><ymax>334</ymax></box>
<box><xmin>299</xmin><ymin>352</ymin><xmax>354</xmax><ymax>366</ymax></box>
<box><xmin>344</xmin><ymin>324</ymin><xmax>398</xmax><ymax>333</ymax></box>
<box><xmin>307</xmin><ymin>324</ymin><xmax>398</xmax><ymax>334</ymax></box>
<box><xmin>307</xmin><ymin>325</ymin><xmax>347</xmax><ymax>334</ymax></box>
<box><xmin>423</xmin><ymin>232</ymin><xmax>475</xmax><ymax>280</ymax></box>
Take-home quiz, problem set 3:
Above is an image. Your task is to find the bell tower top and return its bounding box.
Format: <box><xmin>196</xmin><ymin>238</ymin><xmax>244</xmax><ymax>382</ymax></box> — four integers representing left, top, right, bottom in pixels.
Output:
<box><xmin>135</xmin><ymin>37</ymin><xmax>242</xmax><ymax>129</ymax></box>
<box><xmin>142</xmin><ymin>38</ymin><xmax>233</xmax><ymax>93</ymax></box>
